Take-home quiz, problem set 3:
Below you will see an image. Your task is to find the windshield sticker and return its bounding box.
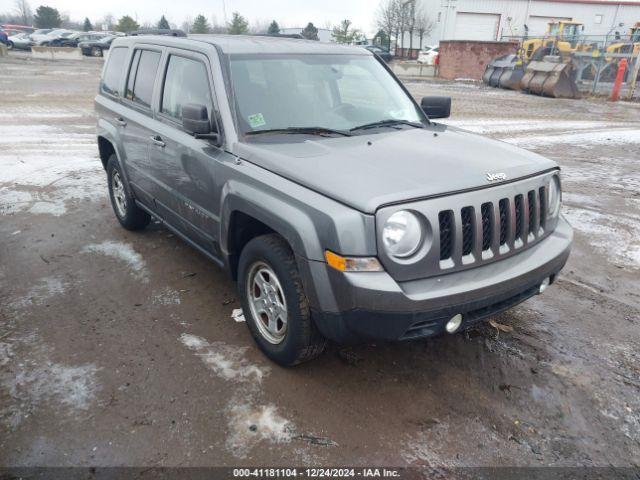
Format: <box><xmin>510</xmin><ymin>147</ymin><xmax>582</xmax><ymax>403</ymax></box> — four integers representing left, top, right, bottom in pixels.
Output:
<box><xmin>248</xmin><ymin>113</ymin><xmax>266</xmax><ymax>128</ymax></box>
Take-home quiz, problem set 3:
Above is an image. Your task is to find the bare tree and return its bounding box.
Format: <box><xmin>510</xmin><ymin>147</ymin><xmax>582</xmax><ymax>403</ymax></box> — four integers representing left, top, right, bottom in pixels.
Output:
<box><xmin>181</xmin><ymin>17</ymin><xmax>192</xmax><ymax>34</ymax></box>
<box><xmin>405</xmin><ymin>0</ymin><xmax>417</xmax><ymax>52</ymax></box>
<box><xmin>102</xmin><ymin>13</ymin><xmax>114</xmax><ymax>31</ymax></box>
<box><xmin>14</xmin><ymin>0</ymin><xmax>32</xmax><ymax>25</ymax></box>
<box><xmin>250</xmin><ymin>19</ymin><xmax>270</xmax><ymax>34</ymax></box>
<box><xmin>415</xmin><ymin>9</ymin><xmax>434</xmax><ymax>50</ymax></box>
<box><xmin>375</xmin><ymin>0</ymin><xmax>397</xmax><ymax>50</ymax></box>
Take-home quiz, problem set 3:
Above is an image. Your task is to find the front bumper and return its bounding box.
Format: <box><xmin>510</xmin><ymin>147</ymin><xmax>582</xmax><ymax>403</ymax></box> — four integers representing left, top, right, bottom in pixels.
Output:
<box><xmin>302</xmin><ymin>216</ymin><xmax>572</xmax><ymax>343</ymax></box>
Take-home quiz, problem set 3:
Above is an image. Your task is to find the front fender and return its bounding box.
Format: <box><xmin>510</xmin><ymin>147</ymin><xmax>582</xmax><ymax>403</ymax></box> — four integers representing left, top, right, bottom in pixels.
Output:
<box><xmin>218</xmin><ymin>161</ymin><xmax>377</xmax><ymax>312</ymax></box>
<box><xmin>219</xmin><ymin>162</ymin><xmax>377</xmax><ymax>262</ymax></box>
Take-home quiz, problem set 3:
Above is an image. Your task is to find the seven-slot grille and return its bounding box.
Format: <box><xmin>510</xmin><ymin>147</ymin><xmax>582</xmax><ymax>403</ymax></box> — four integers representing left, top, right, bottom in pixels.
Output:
<box><xmin>439</xmin><ymin>186</ymin><xmax>547</xmax><ymax>265</ymax></box>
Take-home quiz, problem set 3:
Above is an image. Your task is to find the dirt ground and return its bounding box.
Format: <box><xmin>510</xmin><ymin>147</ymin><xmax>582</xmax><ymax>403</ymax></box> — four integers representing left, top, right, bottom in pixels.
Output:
<box><xmin>1</xmin><ymin>51</ymin><xmax>639</xmax><ymax>471</ymax></box>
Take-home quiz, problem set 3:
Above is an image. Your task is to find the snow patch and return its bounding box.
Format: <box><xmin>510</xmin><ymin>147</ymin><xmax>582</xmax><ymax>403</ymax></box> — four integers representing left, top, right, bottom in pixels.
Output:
<box><xmin>563</xmin><ymin>206</ymin><xmax>640</xmax><ymax>269</ymax></box>
<box><xmin>8</xmin><ymin>276</ymin><xmax>67</xmax><ymax>311</ymax></box>
<box><xmin>443</xmin><ymin>119</ymin><xmax>619</xmax><ymax>135</ymax></box>
<box><xmin>151</xmin><ymin>288</ymin><xmax>181</xmax><ymax>306</ymax></box>
<box><xmin>225</xmin><ymin>402</ymin><xmax>294</xmax><ymax>459</ymax></box>
<box><xmin>502</xmin><ymin>129</ymin><xmax>640</xmax><ymax>148</ymax></box>
<box><xmin>0</xmin><ymin>334</ymin><xmax>99</xmax><ymax>429</ymax></box>
<box><xmin>179</xmin><ymin>334</ymin><xmax>268</xmax><ymax>383</ymax></box>
<box><xmin>82</xmin><ymin>241</ymin><xmax>149</xmax><ymax>282</ymax></box>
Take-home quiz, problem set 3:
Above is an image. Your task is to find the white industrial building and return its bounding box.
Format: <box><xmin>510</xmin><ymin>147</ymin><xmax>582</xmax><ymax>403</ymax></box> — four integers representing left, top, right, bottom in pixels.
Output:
<box><xmin>418</xmin><ymin>0</ymin><xmax>640</xmax><ymax>44</ymax></box>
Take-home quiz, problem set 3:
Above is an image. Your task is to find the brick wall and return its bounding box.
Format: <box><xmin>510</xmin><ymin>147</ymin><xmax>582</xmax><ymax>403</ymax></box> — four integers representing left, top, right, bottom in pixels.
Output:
<box><xmin>438</xmin><ymin>40</ymin><xmax>517</xmax><ymax>80</ymax></box>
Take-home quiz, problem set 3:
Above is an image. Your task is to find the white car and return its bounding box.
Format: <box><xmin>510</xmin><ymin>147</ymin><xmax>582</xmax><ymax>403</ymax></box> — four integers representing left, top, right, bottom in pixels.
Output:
<box><xmin>8</xmin><ymin>32</ymin><xmax>33</xmax><ymax>50</ymax></box>
<box><xmin>31</xmin><ymin>29</ymin><xmax>74</xmax><ymax>46</ymax></box>
<box><xmin>418</xmin><ymin>46</ymin><xmax>439</xmax><ymax>65</ymax></box>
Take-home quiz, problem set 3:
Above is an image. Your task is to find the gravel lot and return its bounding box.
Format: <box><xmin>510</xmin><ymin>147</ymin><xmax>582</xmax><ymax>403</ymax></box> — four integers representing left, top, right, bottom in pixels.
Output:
<box><xmin>1</xmin><ymin>52</ymin><xmax>639</xmax><ymax>470</ymax></box>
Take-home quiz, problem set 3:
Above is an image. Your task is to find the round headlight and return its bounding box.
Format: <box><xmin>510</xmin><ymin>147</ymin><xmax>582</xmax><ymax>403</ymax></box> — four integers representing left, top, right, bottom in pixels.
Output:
<box><xmin>382</xmin><ymin>210</ymin><xmax>423</xmax><ymax>258</ymax></box>
<box><xmin>547</xmin><ymin>176</ymin><xmax>561</xmax><ymax>217</ymax></box>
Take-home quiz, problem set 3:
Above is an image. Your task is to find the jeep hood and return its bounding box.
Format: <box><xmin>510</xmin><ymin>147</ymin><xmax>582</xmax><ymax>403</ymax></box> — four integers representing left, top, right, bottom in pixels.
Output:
<box><xmin>235</xmin><ymin>126</ymin><xmax>557</xmax><ymax>214</ymax></box>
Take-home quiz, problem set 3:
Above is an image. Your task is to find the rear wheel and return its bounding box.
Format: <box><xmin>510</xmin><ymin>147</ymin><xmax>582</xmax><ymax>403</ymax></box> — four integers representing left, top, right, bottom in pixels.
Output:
<box><xmin>91</xmin><ymin>46</ymin><xmax>103</xmax><ymax>57</ymax></box>
<box><xmin>106</xmin><ymin>155</ymin><xmax>150</xmax><ymax>231</ymax></box>
<box><xmin>238</xmin><ymin>234</ymin><xmax>326</xmax><ymax>366</ymax></box>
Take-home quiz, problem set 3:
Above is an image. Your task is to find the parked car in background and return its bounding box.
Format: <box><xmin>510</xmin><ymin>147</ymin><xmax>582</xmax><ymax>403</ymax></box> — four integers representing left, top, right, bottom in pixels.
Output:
<box><xmin>7</xmin><ymin>32</ymin><xmax>33</xmax><ymax>50</ymax></box>
<box><xmin>28</xmin><ymin>28</ymin><xmax>54</xmax><ymax>44</ymax></box>
<box><xmin>418</xmin><ymin>46</ymin><xmax>439</xmax><ymax>65</ymax></box>
<box><xmin>50</xmin><ymin>32</ymin><xmax>106</xmax><ymax>48</ymax></box>
<box><xmin>364</xmin><ymin>45</ymin><xmax>393</xmax><ymax>62</ymax></box>
<box><xmin>35</xmin><ymin>29</ymin><xmax>75</xmax><ymax>46</ymax></box>
<box><xmin>79</xmin><ymin>35</ymin><xmax>115</xmax><ymax>56</ymax></box>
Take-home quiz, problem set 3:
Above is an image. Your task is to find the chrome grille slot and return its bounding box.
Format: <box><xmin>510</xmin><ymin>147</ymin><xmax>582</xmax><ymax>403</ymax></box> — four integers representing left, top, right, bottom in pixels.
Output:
<box><xmin>439</xmin><ymin>210</ymin><xmax>454</xmax><ymax>260</ymax></box>
<box><xmin>514</xmin><ymin>194</ymin><xmax>524</xmax><ymax>241</ymax></box>
<box><xmin>539</xmin><ymin>186</ymin><xmax>547</xmax><ymax>230</ymax></box>
<box><xmin>498</xmin><ymin>198</ymin><xmax>509</xmax><ymax>246</ymax></box>
<box><xmin>528</xmin><ymin>190</ymin><xmax>536</xmax><ymax>236</ymax></box>
<box><xmin>461</xmin><ymin>206</ymin><xmax>474</xmax><ymax>256</ymax></box>
<box><xmin>481</xmin><ymin>203</ymin><xmax>492</xmax><ymax>251</ymax></box>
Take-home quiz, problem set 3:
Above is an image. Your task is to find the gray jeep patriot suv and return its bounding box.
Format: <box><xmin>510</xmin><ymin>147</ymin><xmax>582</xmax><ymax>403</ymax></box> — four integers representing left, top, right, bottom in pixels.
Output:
<box><xmin>96</xmin><ymin>35</ymin><xmax>572</xmax><ymax>365</ymax></box>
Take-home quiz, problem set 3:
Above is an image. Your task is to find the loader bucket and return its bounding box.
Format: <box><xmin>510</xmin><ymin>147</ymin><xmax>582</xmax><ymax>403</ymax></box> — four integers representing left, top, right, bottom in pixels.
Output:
<box><xmin>521</xmin><ymin>56</ymin><xmax>580</xmax><ymax>99</ymax></box>
<box><xmin>483</xmin><ymin>54</ymin><xmax>525</xmax><ymax>90</ymax></box>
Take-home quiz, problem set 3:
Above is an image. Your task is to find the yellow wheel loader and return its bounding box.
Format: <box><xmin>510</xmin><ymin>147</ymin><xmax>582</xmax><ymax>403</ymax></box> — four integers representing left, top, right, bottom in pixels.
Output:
<box><xmin>521</xmin><ymin>21</ymin><xmax>593</xmax><ymax>62</ymax></box>
<box><xmin>602</xmin><ymin>23</ymin><xmax>640</xmax><ymax>81</ymax></box>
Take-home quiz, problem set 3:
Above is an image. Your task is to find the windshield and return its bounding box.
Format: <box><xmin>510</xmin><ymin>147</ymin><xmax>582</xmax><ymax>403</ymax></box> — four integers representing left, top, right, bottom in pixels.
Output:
<box><xmin>229</xmin><ymin>54</ymin><xmax>425</xmax><ymax>135</ymax></box>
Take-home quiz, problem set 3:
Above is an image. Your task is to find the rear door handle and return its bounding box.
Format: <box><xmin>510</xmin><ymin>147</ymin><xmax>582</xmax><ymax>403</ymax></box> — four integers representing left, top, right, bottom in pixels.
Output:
<box><xmin>150</xmin><ymin>135</ymin><xmax>166</xmax><ymax>148</ymax></box>
<box><xmin>115</xmin><ymin>117</ymin><xmax>127</xmax><ymax>127</ymax></box>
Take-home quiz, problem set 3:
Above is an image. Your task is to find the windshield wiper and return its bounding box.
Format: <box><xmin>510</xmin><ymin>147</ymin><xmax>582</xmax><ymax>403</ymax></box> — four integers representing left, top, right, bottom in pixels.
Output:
<box><xmin>350</xmin><ymin>119</ymin><xmax>425</xmax><ymax>132</ymax></box>
<box><xmin>246</xmin><ymin>127</ymin><xmax>352</xmax><ymax>137</ymax></box>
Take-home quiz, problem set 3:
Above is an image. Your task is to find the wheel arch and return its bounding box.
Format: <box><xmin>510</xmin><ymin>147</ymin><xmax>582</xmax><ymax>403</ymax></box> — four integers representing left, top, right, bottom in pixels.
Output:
<box><xmin>220</xmin><ymin>186</ymin><xmax>325</xmax><ymax>281</ymax></box>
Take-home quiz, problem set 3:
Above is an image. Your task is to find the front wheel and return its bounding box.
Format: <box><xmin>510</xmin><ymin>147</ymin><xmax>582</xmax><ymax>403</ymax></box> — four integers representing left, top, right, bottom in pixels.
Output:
<box><xmin>7</xmin><ymin>41</ymin><xmax>13</xmax><ymax>50</ymax></box>
<box><xmin>91</xmin><ymin>46</ymin><xmax>103</xmax><ymax>57</ymax></box>
<box><xmin>238</xmin><ymin>234</ymin><xmax>326</xmax><ymax>366</ymax></box>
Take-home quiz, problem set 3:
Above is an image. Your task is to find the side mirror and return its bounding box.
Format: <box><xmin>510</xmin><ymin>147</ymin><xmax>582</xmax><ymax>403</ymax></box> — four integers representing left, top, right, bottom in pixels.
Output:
<box><xmin>421</xmin><ymin>96</ymin><xmax>451</xmax><ymax>119</ymax></box>
<box><xmin>182</xmin><ymin>103</ymin><xmax>218</xmax><ymax>140</ymax></box>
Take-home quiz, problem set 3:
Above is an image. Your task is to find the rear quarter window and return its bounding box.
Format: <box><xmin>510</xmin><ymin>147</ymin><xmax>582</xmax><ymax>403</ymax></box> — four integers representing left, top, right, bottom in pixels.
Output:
<box><xmin>100</xmin><ymin>47</ymin><xmax>128</xmax><ymax>97</ymax></box>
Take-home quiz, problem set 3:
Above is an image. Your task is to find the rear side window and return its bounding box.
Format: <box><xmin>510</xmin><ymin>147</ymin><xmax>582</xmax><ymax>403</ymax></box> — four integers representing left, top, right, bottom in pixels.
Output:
<box><xmin>101</xmin><ymin>47</ymin><xmax>128</xmax><ymax>97</ymax></box>
<box><xmin>161</xmin><ymin>55</ymin><xmax>213</xmax><ymax>121</ymax></box>
<box><xmin>125</xmin><ymin>49</ymin><xmax>161</xmax><ymax>109</ymax></box>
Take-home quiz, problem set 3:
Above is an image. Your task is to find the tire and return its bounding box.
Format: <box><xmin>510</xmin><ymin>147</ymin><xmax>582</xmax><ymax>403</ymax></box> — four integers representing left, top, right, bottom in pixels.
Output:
<box><xmin>238</xmin><ymin>234</ymin><xmax>326</xmax><ymax>366</ymax></box>
<box><xmin>91</xmin><ymin>46</ymin><xmax>103</xmax><ymax>57</ymax></box>
<box><xmin>106</xmin><ymin>154</ymin><xmax>150</xmax><ymax>231</ymax></box>
<box><xmin>7</xmin><ymin>41</ymin><xmax>13</xmax><ymax>50</ymax></box>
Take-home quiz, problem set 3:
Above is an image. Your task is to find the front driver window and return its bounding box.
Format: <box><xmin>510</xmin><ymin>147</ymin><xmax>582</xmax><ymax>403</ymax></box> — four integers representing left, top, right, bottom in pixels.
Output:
<box><xmin>162</xmin><ymin>55</ymin><xmax>213</xmax><ymax>122</ymax></box>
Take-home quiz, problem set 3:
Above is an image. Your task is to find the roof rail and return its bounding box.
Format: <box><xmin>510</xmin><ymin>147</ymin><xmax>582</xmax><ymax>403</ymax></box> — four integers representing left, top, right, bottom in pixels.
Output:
<box><xmin>129</xmin><ymin>29</ymin><xmax>186</xmax><ymax>37</ymax></box>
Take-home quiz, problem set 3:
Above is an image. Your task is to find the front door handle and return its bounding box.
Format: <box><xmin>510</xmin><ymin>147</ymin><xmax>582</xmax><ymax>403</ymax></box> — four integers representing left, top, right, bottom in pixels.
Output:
<box><xmin>115</xmin><ymin>117</ymin><xmax>127</xmax><ymax>127</ymax></box>
<box><xmin>150</xmin><ymin>135</ymin><xmax>166</xmax><ymax>148</ymax></box>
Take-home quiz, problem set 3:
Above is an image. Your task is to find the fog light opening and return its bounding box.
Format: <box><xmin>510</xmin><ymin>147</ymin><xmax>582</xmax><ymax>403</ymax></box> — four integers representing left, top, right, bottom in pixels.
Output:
<box><xmin>539</xmin><ymin>277</ymin><xmax>551</xmax><ymax>294</ymax></box>
<box><xmin>445</xmin><ymin>314</ymin><xmax>463</xmax><ymax>334</ymax></box>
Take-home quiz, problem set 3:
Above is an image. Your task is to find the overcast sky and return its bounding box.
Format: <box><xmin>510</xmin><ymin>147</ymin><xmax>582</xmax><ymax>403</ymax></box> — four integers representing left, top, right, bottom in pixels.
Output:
<box><xmin>0</xmin><ymin>0</ymin><xmax>379</xmax><ymax>34</ymax></box>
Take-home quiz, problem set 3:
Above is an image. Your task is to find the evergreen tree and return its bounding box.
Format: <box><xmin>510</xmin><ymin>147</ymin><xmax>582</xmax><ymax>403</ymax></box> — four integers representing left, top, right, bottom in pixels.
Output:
<box><xmin>267</xmin><ymin>20</ymin><xmax>280</xmax><ymax>35</ymax></box>
<box><xmin>158</xmin><ymin>15</ymin><xmax>170</xmax><ymax>30</ymax></box>
<box><xmin>301</xmin><ymin>22</ymin><xmax>319</xmax><ymax>40</ymax></box>
<box><xmin>83</xmin><ymin>17</ymin><xmax>93</xmax><ymax>32</ymax></box>
<box><xmin>115</xmin><ymin>15</ymin><xmax>140</xmax><ymax>33</ymax></box>
<box><xmin>191</xmin><ymin>14</ymin><xmax>210</xmax><ymax>34</ymax></box>
<box><xmin>227</xmin><ymin>12</ymin><xmax>249</xmax><ymax>35</ymax></box>
<box><xmin>33</xmin><ymin>5</ymin><xmax>62</xmax><ymax>28</ymax></box>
